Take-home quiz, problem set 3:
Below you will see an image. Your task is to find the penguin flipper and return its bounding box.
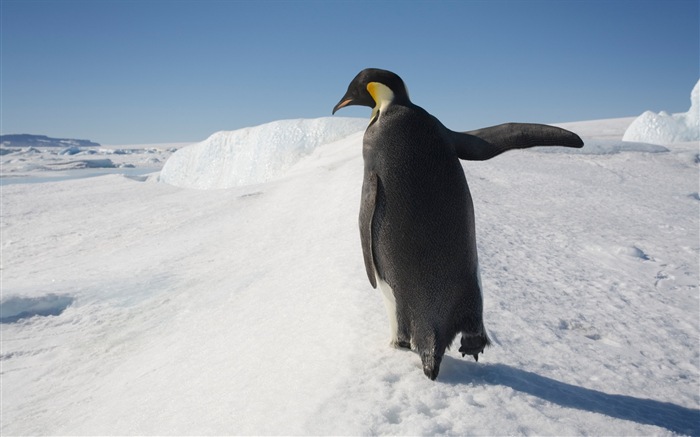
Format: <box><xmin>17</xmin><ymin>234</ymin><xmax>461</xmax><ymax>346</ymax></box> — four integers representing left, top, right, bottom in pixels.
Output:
<box><xmin>359</xmin><ymin>171</ymin><xmax>378</xmax><ymax>289</ymax></box>
<box><xmin>453</xmin><ymin>123</ymin><xmax>584</xmax><ymax>161</ymax></box>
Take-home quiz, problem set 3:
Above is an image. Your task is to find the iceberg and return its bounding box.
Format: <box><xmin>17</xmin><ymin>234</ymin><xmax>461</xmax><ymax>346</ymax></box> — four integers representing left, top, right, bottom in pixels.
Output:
<box><xmin>622</xmin><ymin>79</ymin><xmax>699</xmax><ymax>144</ymax></box>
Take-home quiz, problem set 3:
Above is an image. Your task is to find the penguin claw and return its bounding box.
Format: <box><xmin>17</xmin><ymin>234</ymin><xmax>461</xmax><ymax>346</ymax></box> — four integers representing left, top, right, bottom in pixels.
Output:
<box><xmin>460</xmin><ymin>351</ymin><xmax>481</xmax><ymax>361</ymax></box>
<box><xmin>458</xmin><ymin>345</ymin><xmax>484</xmax><ymax>356</ymax></box>
<box><xmin>459</xmin><ymin>332</ymin><xmax>490</xmax><ymax>361</ymax></box>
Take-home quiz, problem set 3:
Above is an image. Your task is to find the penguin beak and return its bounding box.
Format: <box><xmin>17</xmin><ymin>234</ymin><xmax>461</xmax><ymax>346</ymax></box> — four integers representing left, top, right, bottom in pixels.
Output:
<box><xmin>332</xmin><ymin>80</ymin><xmax>375</xmax><ymax>114</ymax></box>
<box><xmin>332</xmin><ymin>97</ymin><xmax>353</xmax><ymax>115</ymax></box>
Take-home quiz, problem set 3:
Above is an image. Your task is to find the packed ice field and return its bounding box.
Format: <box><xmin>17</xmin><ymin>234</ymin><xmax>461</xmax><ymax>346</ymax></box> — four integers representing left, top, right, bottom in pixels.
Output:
<box><xmin>0</xmin><ymin>81</ymin><xmax>698</xmax><ymax>435</ymax></box>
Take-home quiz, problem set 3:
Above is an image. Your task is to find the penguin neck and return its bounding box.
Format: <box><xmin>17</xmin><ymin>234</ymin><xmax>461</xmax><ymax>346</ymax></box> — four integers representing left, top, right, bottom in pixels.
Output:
<box><xmin>370</xmin><ymin>104</ymin><xmax>386</xmax><ymax>125</ymax></box>
<box><xmin>367</xmin><ymin>82</ymin><xmax>409</xmax><ymax>125</ymax></box>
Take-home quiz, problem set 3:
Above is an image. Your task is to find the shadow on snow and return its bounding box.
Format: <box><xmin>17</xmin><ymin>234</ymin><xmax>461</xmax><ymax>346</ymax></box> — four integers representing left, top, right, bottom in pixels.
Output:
<box><xmin>439</xmin><ymin>358</ymin><xmax>700</xmax><ymax>436</ymax></box>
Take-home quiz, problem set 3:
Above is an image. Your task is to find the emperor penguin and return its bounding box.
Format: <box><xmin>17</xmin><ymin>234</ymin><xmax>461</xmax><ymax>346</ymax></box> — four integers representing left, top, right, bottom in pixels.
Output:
<box><xmin>332</xmin><ymin>68</ymin><xmax>583</xmax><ymax>380</ymax></box>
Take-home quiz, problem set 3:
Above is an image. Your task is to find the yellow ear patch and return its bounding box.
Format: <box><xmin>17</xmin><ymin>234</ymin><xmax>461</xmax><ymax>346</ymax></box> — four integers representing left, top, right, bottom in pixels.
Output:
<box><xmin>366</xmin><ymin>82</ymin><xmax>394</xmax><ymax>107</ymax></box>
<box><xmin>367</xmin><ymin>82</ymin><xmax>395</xmax><ymax>124</ymax></box>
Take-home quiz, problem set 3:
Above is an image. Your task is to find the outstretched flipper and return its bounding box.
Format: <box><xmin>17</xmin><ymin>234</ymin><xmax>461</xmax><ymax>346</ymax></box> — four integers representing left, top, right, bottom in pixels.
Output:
<box><xmin>453</xmin><ymin>123</ymin><xmax>584</xmax><ymax>161</ymax></box>
<box><xmin>359</xmin><ymin>171</ymin><xmax>378</xmax><ymax>288</ymax></box>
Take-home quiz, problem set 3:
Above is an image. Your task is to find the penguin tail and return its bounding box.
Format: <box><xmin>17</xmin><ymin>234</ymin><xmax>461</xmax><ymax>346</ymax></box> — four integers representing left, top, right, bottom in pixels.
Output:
<box><xmin>420</xmin><ymin>352</ymin><xmax>442</xmax><ymax>381</ymax></box>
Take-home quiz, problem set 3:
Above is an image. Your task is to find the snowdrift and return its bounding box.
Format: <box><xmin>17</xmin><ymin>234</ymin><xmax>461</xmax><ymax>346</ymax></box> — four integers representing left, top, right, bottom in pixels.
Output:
<box><xmin>159</xmin><ymin>117</ymin><xmax>366</xmax><ymax>189</ymax></box>
<box><xmin>623</xmin><ymin>79</ymin><xmax>699</xmax><ymax>144</ymax></box>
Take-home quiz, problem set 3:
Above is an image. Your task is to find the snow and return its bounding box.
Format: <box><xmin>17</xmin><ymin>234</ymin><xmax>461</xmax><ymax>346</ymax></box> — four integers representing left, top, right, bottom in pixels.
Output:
<box><xmin>159</xmin><ymin>117</ymin><xmax>367</xmax><ymax>189</ymax></box>
<box><xmin>623</xmin><ymin>79</ymin><xmax>700</xmax><ymax>144</ymax></box>
<box><xmin>1</xmin><ymin>115</ymin><xmax>699</xmax><ymax>435</ymax></box>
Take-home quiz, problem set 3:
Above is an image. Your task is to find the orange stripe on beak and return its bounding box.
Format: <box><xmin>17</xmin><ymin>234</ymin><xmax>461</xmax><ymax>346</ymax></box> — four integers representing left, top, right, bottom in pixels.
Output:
<box><xmin>332</xmin><ymin>98</ymin><xmax>354</xmax><ymax>114</ymax></box>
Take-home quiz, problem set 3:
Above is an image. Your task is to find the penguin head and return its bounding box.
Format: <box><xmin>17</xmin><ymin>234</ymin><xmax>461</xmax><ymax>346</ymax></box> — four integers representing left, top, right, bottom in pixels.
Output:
<box><xmin>332</xmin><ymin>68</ymin><xmax>410</xmax><ymax>115</ymax></box>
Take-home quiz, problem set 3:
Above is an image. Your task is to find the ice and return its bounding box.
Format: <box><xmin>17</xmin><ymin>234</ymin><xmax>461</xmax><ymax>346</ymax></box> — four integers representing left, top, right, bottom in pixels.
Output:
<box><xmin>159</xmin><ymin>117</ymin><xmax>367</xmax><ymax>189</ymax></box>
<box><xmin>46</xmin><ymin>158</ymin><xmax>116</xmax><ymax>169</ymax></box>
<box><xmin>1</xmin><ymin>116</ymin><xmax>698</xmax><ymax>435</ymax></box>
<box><xmin>1</xmin><ymin>143</ymin><xmax>190</xmax><ymax>180</ymax></box>
<box><xmin>58</xmin><ymin>146</ymin><xmax>83</xmax><ymax>155</ymax></box>
<box><xmin>0</xmin><ymin>294</ymin><xmax>75</xmax><ymax>324</ymax></box>
<box><xmin>622</xmin><ymin>79</ymin><xmax>700</xmax><ymax>144</ymax></box>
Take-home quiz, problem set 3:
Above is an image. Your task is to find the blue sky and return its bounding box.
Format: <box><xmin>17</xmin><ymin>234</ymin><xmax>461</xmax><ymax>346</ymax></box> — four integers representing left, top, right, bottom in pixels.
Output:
<box><xmin>2</xmin><ymin>0</ymin><xmax>698</xmax><ymax>144</ymax></box>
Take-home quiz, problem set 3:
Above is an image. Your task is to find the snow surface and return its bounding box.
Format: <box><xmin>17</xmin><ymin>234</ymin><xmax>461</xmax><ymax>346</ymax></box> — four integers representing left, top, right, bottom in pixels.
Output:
<box><xmin>159</xmin><ymin>117</ymin><xmax>367</xmax><ymax>189</ymax></box>
<box><xmin>1</xmin><ymin>116</ymin><xmax>699</xmax><ymax>435</ymax></box>
<box><xmin>623</xmin><ymin>79</ymin><xmax>700</xmax><ymax>144</ymax></box>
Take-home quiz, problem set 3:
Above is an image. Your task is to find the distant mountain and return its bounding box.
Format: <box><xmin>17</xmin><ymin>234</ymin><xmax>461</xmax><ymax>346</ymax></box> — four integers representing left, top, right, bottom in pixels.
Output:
<box><xmin>0</xmin><ymin>134</ymin><xmax>100</xmax><ymax>148</ymax></box>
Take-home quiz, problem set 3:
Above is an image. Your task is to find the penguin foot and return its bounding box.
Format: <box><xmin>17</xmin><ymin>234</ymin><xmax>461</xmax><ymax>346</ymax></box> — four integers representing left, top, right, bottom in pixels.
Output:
<box><xmin>459</xmin><ymin>332</ymin><xmax>490</xmax><ymax>361</ymax></box>
<box><xmin>396</xmin><ymin>340</ymin><xmax>412</xmax><ymax>349</ymax></box>
<box><xmin>390</xmin><ymin>335</ymin><xmax>412</xmax><ymax>350</ymax></box>
<box><xmin>420</xmin><ymin>352</ymin><xmax>442</xmax><ymax>381</ymax></box>
<box><xmin>390</xmin><ymin>340</ymin><xmax>412</xmax><ymax>350</ymax></box>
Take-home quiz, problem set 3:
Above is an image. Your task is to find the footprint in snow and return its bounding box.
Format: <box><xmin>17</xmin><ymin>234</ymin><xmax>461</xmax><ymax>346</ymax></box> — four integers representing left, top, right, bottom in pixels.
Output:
<box><xmin>610</xmin><ymin>245</ymin><xmax>653</xmax><ymax>261</ymax></box>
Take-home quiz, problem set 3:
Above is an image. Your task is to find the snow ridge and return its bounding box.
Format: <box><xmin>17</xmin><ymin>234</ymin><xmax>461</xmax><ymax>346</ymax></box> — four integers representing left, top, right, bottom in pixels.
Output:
<box><xmin>159</xmin><ymin>117</ymin><xmax>366</xmax><ymax>189</ymax></box>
